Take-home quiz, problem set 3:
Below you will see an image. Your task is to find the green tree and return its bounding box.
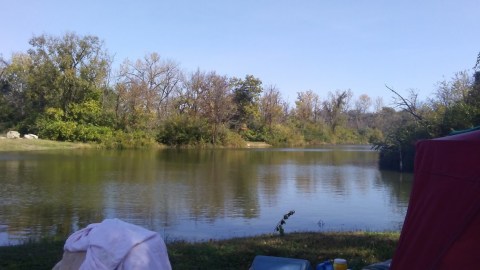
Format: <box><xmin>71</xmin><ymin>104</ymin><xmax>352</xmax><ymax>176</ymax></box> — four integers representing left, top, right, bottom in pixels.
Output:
<box><xmin>231</xmin><ymin>75</ymin><xmax>263</xmax><ymax>131</ymax></box>
<box><xmin>430</xmin><ymin>71</ymin><xmax>475</xmax><ymax>135</ymax></box>
<box><xmin>27</xmin><ymin>33</ymin><xmax>110</xmax><ymax>113</ymax></box>
<box><xmin>0</xmin><ymin>54</ymin><xmax>33</xmax><ymax>127</ymax></box>
<box><xmin>465</xmin><ymin>71</ymin><xmax>480</xmax><ymax>125</ymax></box>
<box><xmin>0</xmin><ymin>33</ymin><xmax>111</xmax><ymax>133</ymax></box>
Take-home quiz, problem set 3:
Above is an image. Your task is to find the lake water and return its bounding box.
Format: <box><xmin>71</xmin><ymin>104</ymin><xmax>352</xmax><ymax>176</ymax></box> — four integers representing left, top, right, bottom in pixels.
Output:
<box><xmin>0</xmin><ymin>145</ymin><xmax>412</xmax><ymax>245</ymax></box>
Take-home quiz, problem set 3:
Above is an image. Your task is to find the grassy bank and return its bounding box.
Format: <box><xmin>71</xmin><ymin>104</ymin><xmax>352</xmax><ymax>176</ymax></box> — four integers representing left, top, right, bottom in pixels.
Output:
<box><xmin>0</xmin><ymin>138</ymin><xmax>94</xmax><ymax>152</ymax></box>
<box><xmin>0</xmin><ymin>231</ymin><xmax>399</xmax><ymax>270</ymax></box>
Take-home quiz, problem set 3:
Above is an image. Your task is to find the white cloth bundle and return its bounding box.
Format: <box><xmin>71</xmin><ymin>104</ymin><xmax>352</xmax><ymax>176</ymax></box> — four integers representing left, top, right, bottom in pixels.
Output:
<box><xmin>56</xmin><ymin>218</ymin><xmax>171</xmax><ymax>270</ymax></box>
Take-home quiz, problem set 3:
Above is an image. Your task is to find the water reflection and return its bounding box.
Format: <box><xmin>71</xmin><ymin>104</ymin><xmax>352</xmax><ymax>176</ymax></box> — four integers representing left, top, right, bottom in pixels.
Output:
<box><xmin>0</xmin><ymin>146</ymin><xmax>412</xmax><ymax>245</ymax></box>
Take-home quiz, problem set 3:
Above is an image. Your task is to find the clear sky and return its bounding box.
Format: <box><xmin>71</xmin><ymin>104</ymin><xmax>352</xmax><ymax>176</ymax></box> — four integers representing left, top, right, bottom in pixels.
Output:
<box><xmin>2</xmin><ymin>0</ymin><xmax>479</xmax><ymax>106</ymax></box>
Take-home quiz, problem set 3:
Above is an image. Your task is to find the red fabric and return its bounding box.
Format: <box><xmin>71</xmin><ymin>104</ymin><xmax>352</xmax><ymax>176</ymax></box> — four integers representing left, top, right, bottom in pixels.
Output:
<box><xmin>390</xmin><ymin>130</ymin><xmax>480</xmax><ymax>270</ymax></box>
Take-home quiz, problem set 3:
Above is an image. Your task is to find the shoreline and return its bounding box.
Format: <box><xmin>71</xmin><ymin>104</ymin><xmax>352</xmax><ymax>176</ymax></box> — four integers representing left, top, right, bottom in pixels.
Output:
<box><xmin>0</xmin><ymin>138</ymin><xmax>372</xmax><ymax>152</ymax></box>
<box><xmin>0</xmin><ymin>231</ymin><xmax>399</xmax><ymax>270</ymax></box>
<box><xmin>0</xmin><ymin>138</ymin><xmax>275</xmax><ymax>152</ymax></box>
<box><xmin>0</xmin><ymin>138</ymin><xmax>95</xmax><ymax>152</ymax></box>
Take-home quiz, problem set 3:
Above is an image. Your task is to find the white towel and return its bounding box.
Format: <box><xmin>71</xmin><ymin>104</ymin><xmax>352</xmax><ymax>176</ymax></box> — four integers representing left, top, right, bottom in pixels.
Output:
<box><xmin>64</xmin><ymin>219</ymin><xmax>172</xmax><ymax>270</ymax></box>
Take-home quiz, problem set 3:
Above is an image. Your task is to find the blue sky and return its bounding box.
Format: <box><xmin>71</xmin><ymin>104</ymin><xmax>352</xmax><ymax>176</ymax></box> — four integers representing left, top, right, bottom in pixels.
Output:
<box><xmin>2</xmin><ymin>0</ymin><xmax>479</xmax><ymax>106</ymax></box>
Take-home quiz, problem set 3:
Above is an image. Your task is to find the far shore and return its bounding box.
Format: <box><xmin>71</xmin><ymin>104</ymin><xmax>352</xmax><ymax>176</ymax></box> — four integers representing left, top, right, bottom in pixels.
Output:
<box><xmin>0</xmin><ymin>137</ymin><xmax>276</xmax><ymax>152</ymax></box>
<box><xmin>0</xmin><ymin>138</ymin><xmax>95</xmax><ymax>152</ymax></box>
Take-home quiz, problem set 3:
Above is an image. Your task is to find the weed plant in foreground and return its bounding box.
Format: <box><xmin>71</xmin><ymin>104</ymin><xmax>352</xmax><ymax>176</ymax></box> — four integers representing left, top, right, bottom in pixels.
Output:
<box><xmin>0</xmin><ymin>231</ymin><xmax>399</xmax><ymax>270</ymax></box>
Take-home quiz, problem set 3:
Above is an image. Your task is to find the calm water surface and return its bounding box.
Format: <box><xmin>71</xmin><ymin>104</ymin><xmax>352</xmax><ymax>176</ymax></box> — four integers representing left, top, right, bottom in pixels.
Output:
<box><xmin>0</xmin><ymin>145</ymin><xmax>412</xmax><ymax>245</ymax></box>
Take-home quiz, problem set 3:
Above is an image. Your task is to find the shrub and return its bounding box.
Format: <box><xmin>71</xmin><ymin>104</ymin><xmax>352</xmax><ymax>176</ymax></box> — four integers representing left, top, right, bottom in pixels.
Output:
<box><xmin>74</xmin><ymin>124</ymin><xmax>114</xmax><ymax>143</ymax></box>
<box><xmin>334</xmin><ymin>127</ymin><xmax>361</xmax><ymax>144</ymax></box>
<box><xmin>265</xmin><ymin>124</ymin><xmax>305</xmax><ymax>146</ymax></box>
<box><xmin>44</xmin><ymin>107</ymin><xmax>65</xmax><ymax>121</ymax></box>
<box><xmin>37</xmin><ymin>120</ymin><xmax>77</xmax><ymax>141</ymax></box>
<box><xmin>157</xmin><ymin>116</ymin><xmax>210</xmax><ymax>146</ymax></box>
<box><xmin>239</xmin><ymin>128</ymin><xmax>266</xmax><ymax>142</ymax></box>
<box><xmin>101</xmin><ymin>130</ymin><xmax>157</xmax><ymax>149</ymax></box>
<box><xmin>299</xmin><ymin>122</ymin><xmax>331</xmax><ymax>145</ymax></box>
<box><xmin>216</xmin><ymin>125</ymin><xmax>246</xmax><ymax>147</ymax></box>
<box><xmin>68</xmin><ymin>100</ymin><xmax>102</xmax><ymax>125</ymax></box>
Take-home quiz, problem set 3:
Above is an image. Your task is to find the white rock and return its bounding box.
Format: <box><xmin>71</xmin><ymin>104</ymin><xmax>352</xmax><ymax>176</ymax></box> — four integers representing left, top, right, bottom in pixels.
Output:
<box><xmin>24</xmin><ymin>134</ymin><xmax>39</xmax><ymax>139</ymax></box>
<box><xmin>6</xmin><ymin>131</ymin><xmax>20</xmax><ymax>139</ymax></box>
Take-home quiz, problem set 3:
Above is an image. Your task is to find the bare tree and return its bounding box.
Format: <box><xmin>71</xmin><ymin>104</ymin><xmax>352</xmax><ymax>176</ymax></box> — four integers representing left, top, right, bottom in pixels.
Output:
<box><xmin>115</xmin><ymin>53</ymin><xmax>182</xmax><ymax>129</ymax></box>
<box><xmin>294</xmin><ymin>90</ymin><xmax>320</xmax><ymax>124</ymax></box>
<box><xmin>374</xmin><ymin>97</ymin><xmax>384</xmax><ymax>113</ymax></box>
<box><xmin>322</xmin><ymin>90</ymin><xmax>350</xmax><ymax>132</ymax></box>
<box><xmin>353</xmin><ymin>93</ymin><xmax>372</xmax><ymax>129</ymax></box>
<box><xmin>355</xmin><ymin>94</ymin><xmax>372</xmax><ymax>114</ymax></box>
<box><xmin>199</xmin><ymin>72</ymin><xmax>234</xmax><ymax>143</ymax></box>
<box><xmin>260</xmin><ymin>85</ymin><xmax>286</xmax><ymax>128</ymax></box>
<box><xmin>386</xmin><ymin>85</ymin><xmax>423</xmax><ymax>122</ymax></box>
<box><xmin>179</xmin><ymin>69</ymin><xmax>209</xmax><ymax>117</ymax></box>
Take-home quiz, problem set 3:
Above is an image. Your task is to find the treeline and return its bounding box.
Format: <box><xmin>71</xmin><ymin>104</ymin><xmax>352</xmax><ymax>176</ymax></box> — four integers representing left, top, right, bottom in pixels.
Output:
<box><xmin>0</xmin><ymin>33</ymin><xmax>382</xmax><ymax>148</ymax></box>
<box><xmin>0</xmin><ymin>33</ymin><xmax>479</xmax><ymax>171</ymax></box>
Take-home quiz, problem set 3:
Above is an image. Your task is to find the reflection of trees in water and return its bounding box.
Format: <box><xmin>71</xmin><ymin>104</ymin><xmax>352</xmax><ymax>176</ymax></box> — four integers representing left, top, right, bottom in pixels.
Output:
<box><xmin>0</xmin><ymin>147</ymin><xmax>407</xmax><ymax>243</ymax></box>
<box><xmin>376</xmin><ymin>170</ymin><xmax>413</xmax><ymax>215</ymax></box>
<box><xmin>0</xmin><ymin>151</ymin><xmax>107</xmax><ymax>241</ymax></box>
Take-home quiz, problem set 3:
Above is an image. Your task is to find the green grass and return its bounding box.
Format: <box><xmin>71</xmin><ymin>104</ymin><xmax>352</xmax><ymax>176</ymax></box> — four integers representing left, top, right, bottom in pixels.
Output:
<box><xmin>0</xmin><ymin>139</ymin><xmax>94</xmax><ymax>151</ymax></box>
<box><xmin>0</xmin><ymin>232</ymin><xmax>399</xmax><ymax>270</ymax></box>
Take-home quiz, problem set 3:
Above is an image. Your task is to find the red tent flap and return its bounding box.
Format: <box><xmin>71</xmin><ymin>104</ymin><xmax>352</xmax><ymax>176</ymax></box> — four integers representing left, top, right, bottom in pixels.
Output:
<box><xmin>391</xmin><ymin>130</ymin><xmax>480</xmax><ymax>270</ymax></box>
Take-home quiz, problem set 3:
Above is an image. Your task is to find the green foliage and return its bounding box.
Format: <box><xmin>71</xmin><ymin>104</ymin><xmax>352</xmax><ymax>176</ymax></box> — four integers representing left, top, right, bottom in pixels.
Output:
<box><xmin>300</xmin><ymin>122</ymin><xmax>331</xmax><ymax>144</ymax></box>
<box><xmin>44</xmin><ymin>107</ymin><xmax>65</xmax><ymax>121</ymax></box>
<box><xmin>28</xmin><ymin>33</ymin><xmax>110</xmax><ymax>112</ymax></box>
<box><xmin>73</xmin><ymin>124</ymin><xmax>113</xmax><ymax>143</ymax></box>
<box><xmin>334</xmin><ymin>127</ymin><xmax>362</xmax><ymax>144</ymax></box>
<box><xmin>375</xmin><ymin>64</ymin><xmax>480</xmax><ymax>171</ymax></box>
<box><xmin>364</xmin><ymin>128</ymin><xmax>384</xmax><ymax>143</ymax></box>
<box><xmin>36</xmin><ymin>106</ymin><xmax>114</xmax><ymax>143</ymax></box>
<box><xmin>232</xmin><ymin>75</ymin><xmax>263</xmax><ymax>129</ymax></box>
<box><xmin>0</xmin><ymin>33</ymin><xmax>110</xmax><ymax>134</ymax></box>
<box><xmin>264</xmin><ymin>124</ymin><xmax>305</xmax><ymax>146</ymax></box>
<box><xmin>37</xmin><ymin>119</ymin><xmax>156</xmax><ymax>148</ymax></box>
<box><xmin>68</xmin><ymin>100</ymin><xmax>102</xmax><ymax>125</ymax></box>
<box><xmin>37</xmin><ymin>119</ymin><xmax>77</xmax><ymax>141</ymax></box>
<box><xmin>101</xmin><ymin>130</ymin><xmax>156</xmax><ymax>149</ymax></box>
<box><xmin>373</xmin><ymin>121</ymin><xmax>430</xmax><ymax>172</ymax></box>
<box><xmin>36</xmin><ymin>117</ymin><xmax>114</xmax><ymax>143</ymax></box>
<box><xmin>215</xmin><ymin>124</ymin><xmax>247</xmax><ymax>147</ymax></box>
<box><xmin>240</xmin><ymin>127</ymin><xmax>266</xmax><ymax>142</ymax></box>
<box><xmin>157</xmin><ymin>116</ymin><xmax>210</xmax><ymax>146</ymax></box>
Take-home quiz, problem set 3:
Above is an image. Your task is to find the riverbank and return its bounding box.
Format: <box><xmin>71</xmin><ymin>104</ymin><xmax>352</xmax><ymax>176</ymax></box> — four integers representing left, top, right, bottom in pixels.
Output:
<box><xmin>0</xmin><ymin>138</ymin><xmax>94</xmax><ymax>152</ymax></box>
<box><xmin>0</xmin><ymin>137</ymin><xmax>274</xmax><ymax>152</ymax></box>
<box><xmin>0</xmin><ymin>231</ymin><xmax>399</xmax><ymax>270</ymax></box>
